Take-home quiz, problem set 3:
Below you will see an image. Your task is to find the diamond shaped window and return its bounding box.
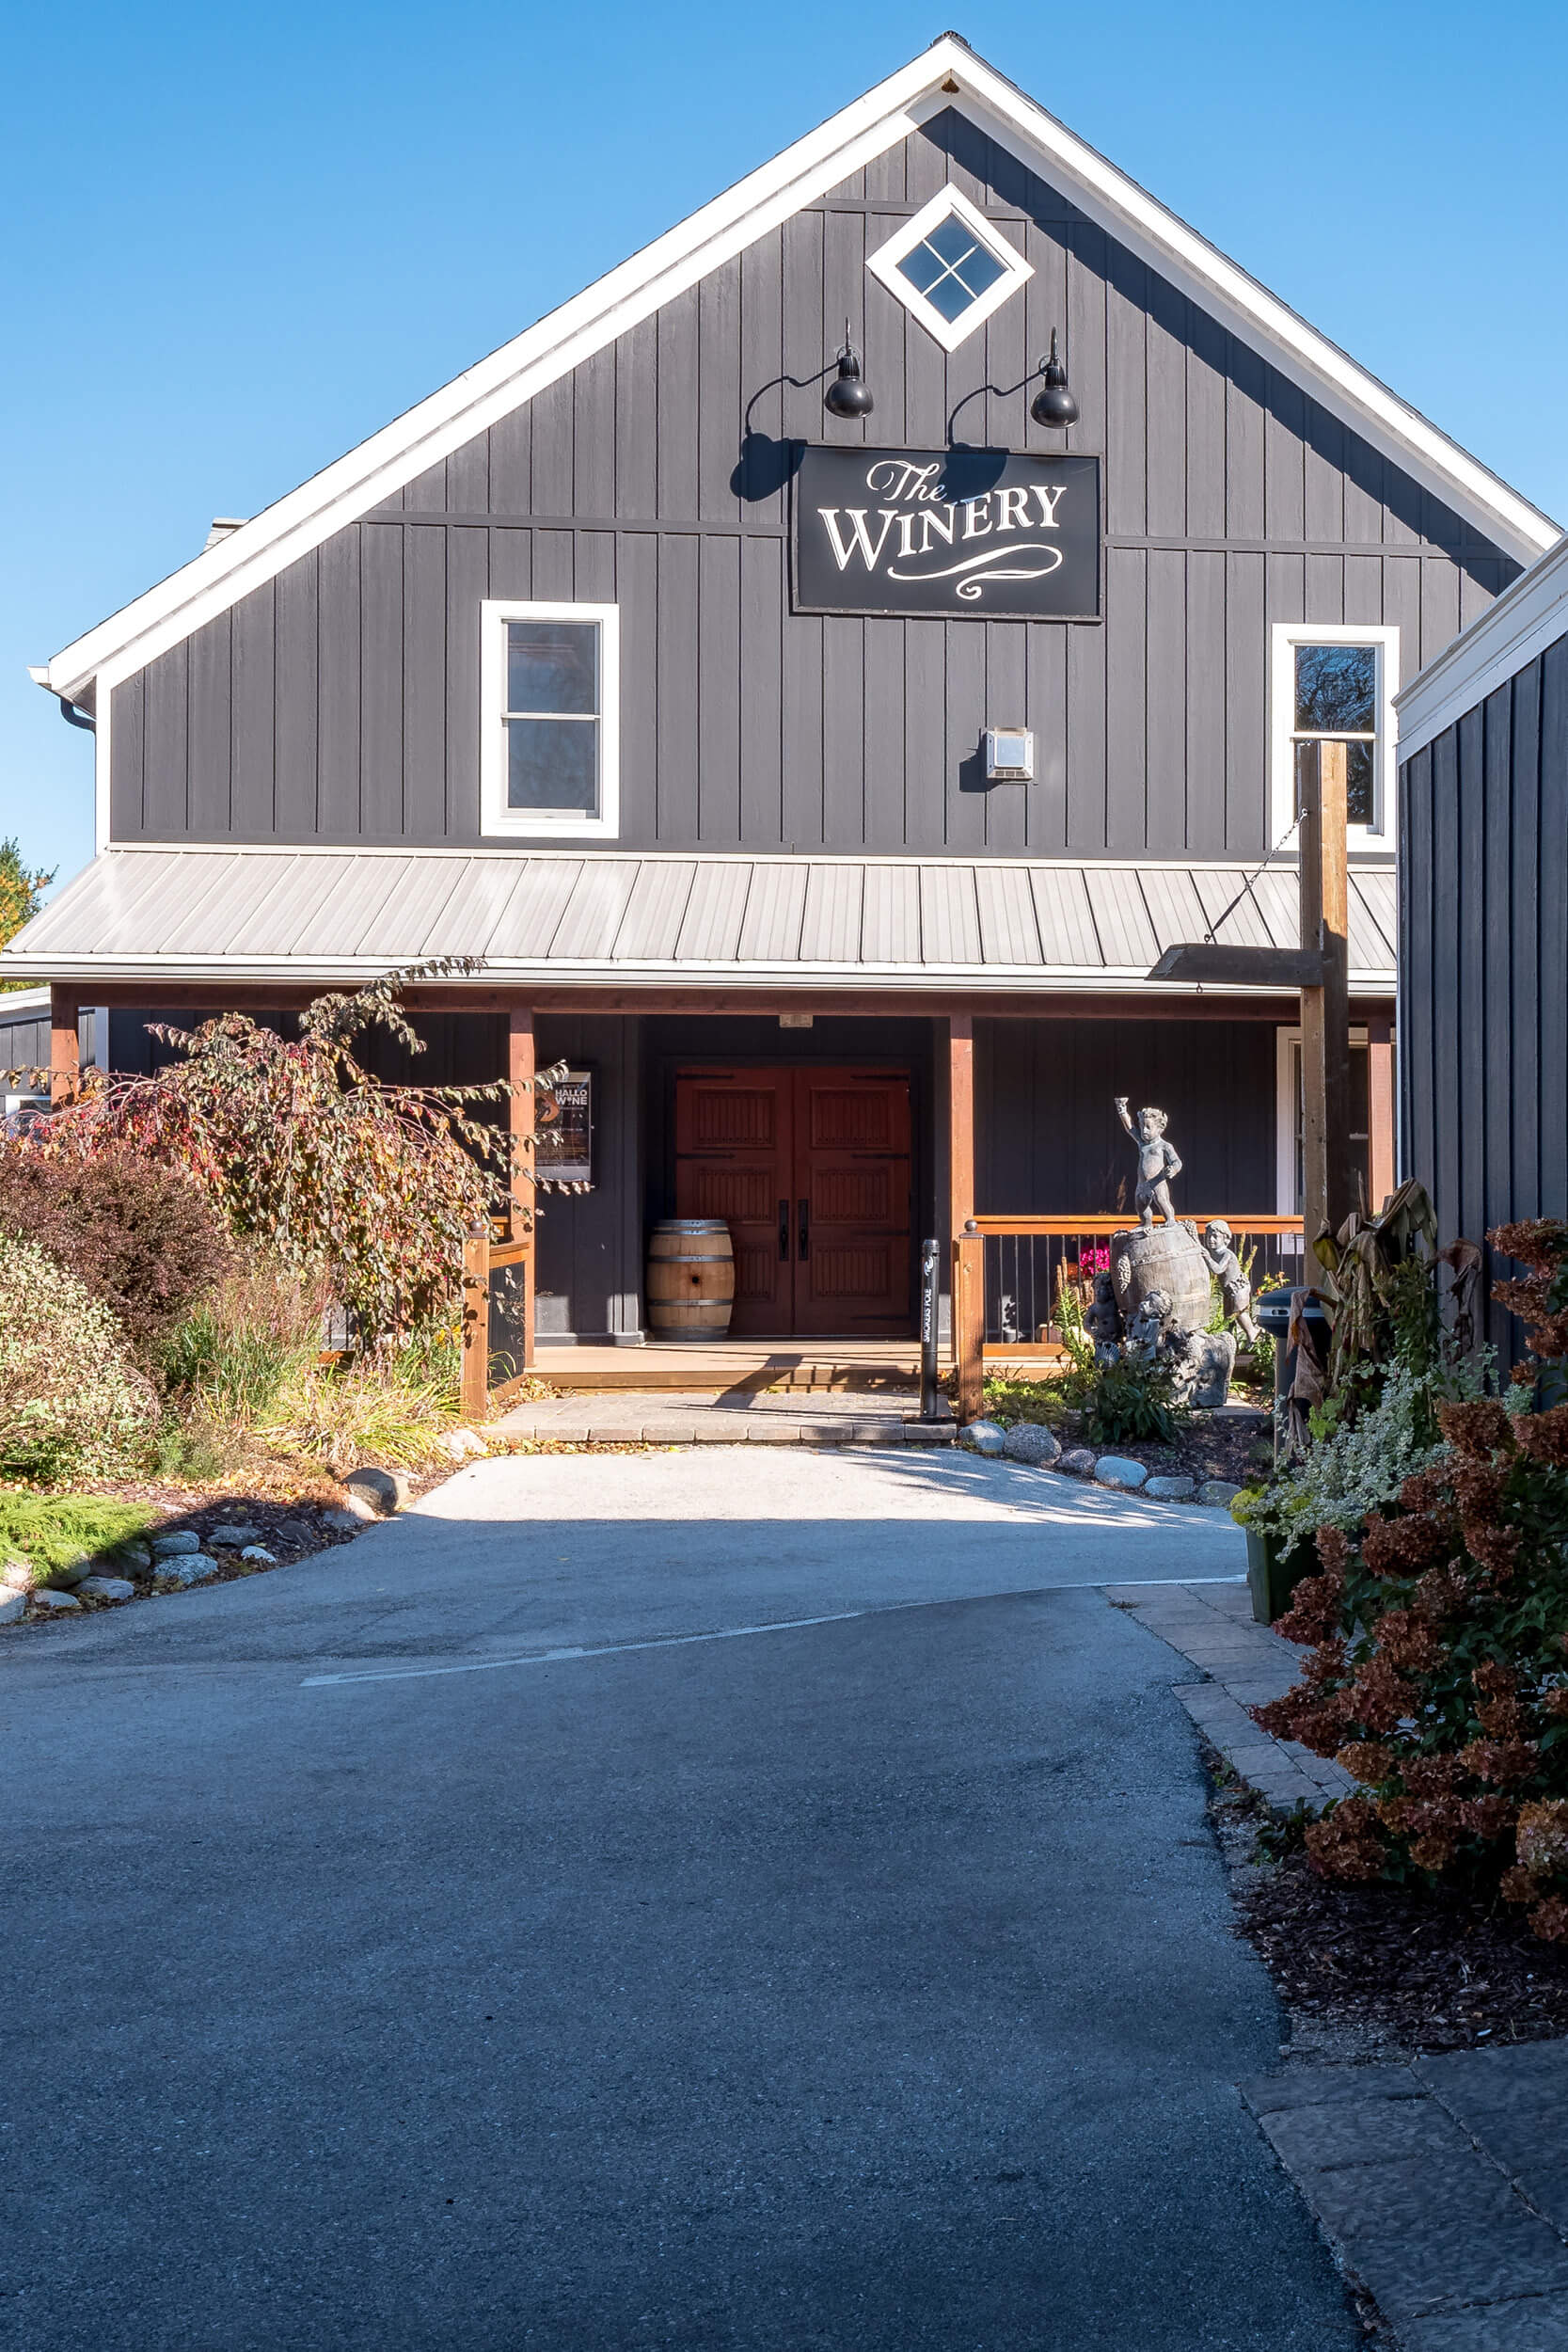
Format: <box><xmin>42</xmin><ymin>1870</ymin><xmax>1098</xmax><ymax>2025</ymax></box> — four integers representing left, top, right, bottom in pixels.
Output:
<box><xmin>867</xmin><ymin>185</ymin><xmax>1032</xmax><ymax>353</ymax></box>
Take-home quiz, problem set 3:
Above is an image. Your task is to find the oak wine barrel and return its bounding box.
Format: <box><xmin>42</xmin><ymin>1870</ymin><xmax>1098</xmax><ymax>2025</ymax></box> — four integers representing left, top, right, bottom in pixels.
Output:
<box><xmin>646</xmin><ymin>1219</ymin><xmax>735</xmax><ymax>1342</ymax></box>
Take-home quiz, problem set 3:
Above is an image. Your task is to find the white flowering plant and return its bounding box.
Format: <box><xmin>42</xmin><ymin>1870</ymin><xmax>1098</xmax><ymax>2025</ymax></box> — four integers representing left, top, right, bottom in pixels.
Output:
<box><xmin>0</xmin><ymin>1232</ymin><xmax>160</xmax><ymax>1482</ymax></box>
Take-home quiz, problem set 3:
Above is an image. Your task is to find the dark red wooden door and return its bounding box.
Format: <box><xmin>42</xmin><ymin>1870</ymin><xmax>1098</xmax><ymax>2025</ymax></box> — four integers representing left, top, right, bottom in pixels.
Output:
<box><xmin>673</xmin><ymin>1067</ymin><xmax>911</xmax><ymax>1338</ymax></box>
<box><xmin>673</xmin><ymin>1070</ymin><xmax>794</xmax><ymax>1336</ymax></box>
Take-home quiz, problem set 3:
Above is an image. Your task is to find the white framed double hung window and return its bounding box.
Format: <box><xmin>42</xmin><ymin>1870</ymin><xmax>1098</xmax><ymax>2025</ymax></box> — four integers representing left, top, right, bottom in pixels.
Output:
<box><xmin>1269</xmin><ymin>623</ymin><xmax>1399</xmax><ymax>850</ymax></box>
<box><xmin>480</xmin><ymin>599</ymin><xmax>619</xmax><ymax>839</ymax></box>
<box><xmin>1275</xmin><ymin>1026</ymin><xmax>1374</xmax><ymax>1216</ymax></box>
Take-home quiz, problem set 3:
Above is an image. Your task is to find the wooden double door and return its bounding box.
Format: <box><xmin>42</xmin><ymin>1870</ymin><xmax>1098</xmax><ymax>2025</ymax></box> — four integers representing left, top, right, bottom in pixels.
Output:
<box><xmin>673</xmin><ymin>1066</ymin><xmax>912</xmax><ymax>1337</ymax></box>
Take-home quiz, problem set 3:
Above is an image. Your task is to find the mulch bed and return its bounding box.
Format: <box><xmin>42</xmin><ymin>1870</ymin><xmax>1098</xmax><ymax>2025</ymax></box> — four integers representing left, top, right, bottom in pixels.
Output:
<box><xmin>1216</xmin><ymin>1781</ymin><xmax>1568</xmax><ymax>2051</ymax></box>
<box><xmin>1051</xmin><ymin>1403</ymin><xmax>1273</xmax><ymax>1488</ymax></box>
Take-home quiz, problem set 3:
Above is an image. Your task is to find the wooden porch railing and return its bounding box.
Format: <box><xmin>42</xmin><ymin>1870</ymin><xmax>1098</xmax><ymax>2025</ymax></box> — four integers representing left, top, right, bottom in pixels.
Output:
<box><xmin>460</xmin><ymin>1223</ymin><xmax>535</xmax><ymax>1419</ymax></box>
<box><xmin>953</xmin><ymin>1214</ymin><xmax>1306</xmax><ymax>1422</ymax></box>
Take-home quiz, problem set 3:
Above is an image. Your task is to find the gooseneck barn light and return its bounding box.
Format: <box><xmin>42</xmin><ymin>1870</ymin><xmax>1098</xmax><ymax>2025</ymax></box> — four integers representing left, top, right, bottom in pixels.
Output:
<box><xmin>823</xmin><ymin>320</ymin><xmax>875</xmax><ymax>420</ymax></box>
<box><xmin>1030</xmin><ymin>329</ymin><xmax>1079</xmax><ymax>429</ymax></box>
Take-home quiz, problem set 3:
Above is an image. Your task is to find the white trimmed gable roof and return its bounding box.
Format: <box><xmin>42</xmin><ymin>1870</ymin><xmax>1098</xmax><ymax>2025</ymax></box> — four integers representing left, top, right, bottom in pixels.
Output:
<box><xmin>39</xmin><ymin>33</ymin><xmax>1560</xmax><ymax>706</ymax></box>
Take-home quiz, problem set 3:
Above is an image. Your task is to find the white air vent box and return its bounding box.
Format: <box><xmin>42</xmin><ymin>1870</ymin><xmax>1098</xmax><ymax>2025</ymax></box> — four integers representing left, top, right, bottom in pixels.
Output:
<box><xmin>984</xmin><ymin>726</ymin><xmax>1034</xmax><ymax>782</ymax></box>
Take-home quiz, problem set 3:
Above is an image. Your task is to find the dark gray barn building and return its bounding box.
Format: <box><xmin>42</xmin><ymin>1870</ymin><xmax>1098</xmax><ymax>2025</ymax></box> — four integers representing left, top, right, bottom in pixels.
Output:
<box><xmin>7</xmin><ymin>36</ymin><xmax>1558</xmax><ymax>1352</ymax></box>
<box><xmin>1395</xmin><ymin>532</ymin><xmax>1568</xmax><ymax>1350</ymax></box>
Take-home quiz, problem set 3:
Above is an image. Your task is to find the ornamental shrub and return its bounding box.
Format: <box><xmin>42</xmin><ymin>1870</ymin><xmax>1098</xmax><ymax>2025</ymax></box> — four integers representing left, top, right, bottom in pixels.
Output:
<box><xmin>22</xmin><ymin>964</ymin><xmax>563</xmax><ymax>1341</ymax></box>
<box><xmin>0</xmin><ymin>1232</ymin><xmax>159</xmax><ymax>1480</ymax></box>
<box><xmin>1253</xmin><ymin>1218</ymin><xmax>1568</xmax><ymax>1941</ymax></box>
<box><xmin>0</xmin><ymin>1144</ymin><xmax>230</xmax><ymax>1366</ymax></box>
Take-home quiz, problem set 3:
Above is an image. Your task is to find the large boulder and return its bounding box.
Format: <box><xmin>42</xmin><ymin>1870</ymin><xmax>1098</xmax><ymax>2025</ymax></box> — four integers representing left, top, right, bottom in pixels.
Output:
<box><xmin>959</xmin><ymin>1420</ymin><xmax>1006</xmax><ymax>1456</ymax></box>
<box><xmin>1094</xmin><ymin>1455</ymin><xmax>1149</xmax><ymax>1492</ymax></box>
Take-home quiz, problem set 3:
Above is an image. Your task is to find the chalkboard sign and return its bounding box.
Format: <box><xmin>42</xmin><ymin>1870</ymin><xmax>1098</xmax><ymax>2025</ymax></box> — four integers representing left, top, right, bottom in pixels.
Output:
<box><xmin>535</xmin><ymin>1068</ymin><xmax>593</xmax><ymax>1190</ymax></box>
<box><xmin>793</xmin><ymin>447</ymin><xmax>1100</xmax><ymax>622</ymax></box>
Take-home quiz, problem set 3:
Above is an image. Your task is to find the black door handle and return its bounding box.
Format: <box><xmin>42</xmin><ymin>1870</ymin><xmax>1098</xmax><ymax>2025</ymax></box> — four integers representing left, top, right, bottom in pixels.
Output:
<box><xmin>778</xmin><ymin>1199</ymin><xmax>789</xmax><ymax>1261</ymax></box>
<box><xmin>798</xmin><ymin>1198</ymin><xmax>809</xmax><ymax>1260</ymax></box>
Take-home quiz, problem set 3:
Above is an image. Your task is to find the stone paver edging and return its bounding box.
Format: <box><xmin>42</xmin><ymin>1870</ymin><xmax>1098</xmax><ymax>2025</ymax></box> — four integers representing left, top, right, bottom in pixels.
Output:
<box><xmin>493</xmin><ymin>1391</ymin><xmax>957</xmax><ymax>1445</ymax></box>
<box><xmin>1243</xmin><ymin>2046</ymin><xmax>1568</xmax><ymax>2348</ymax></box>
<box><xmin>1108</xmin><ymin>1578</ymin><xmax>1354</xmax><ymax>1813</ymax></box>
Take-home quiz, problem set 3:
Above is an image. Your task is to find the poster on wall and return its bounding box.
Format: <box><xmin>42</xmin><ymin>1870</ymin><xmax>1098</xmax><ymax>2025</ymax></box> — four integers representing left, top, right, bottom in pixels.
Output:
<box><xmin>535</xmin><ymin>1069</ymin><xmax>593</xmax><ymax>1192</ymax></box>
<box><xmin>793</xmin><ymin>447</ymin><xmax>1101</xmax><ymax>622</ymax></box>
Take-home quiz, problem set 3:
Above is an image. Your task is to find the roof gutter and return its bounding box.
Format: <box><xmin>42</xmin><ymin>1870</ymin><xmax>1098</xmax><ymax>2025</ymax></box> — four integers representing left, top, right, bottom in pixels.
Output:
<box><xmin>26</xmin><ymin>665</ymin><xmax>95</xmax><ymax>732</ymax></box>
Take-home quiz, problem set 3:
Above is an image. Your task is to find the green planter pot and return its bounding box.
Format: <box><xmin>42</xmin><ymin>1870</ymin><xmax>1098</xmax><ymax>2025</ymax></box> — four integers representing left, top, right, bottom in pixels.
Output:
<box><xmin>1245</xmin><ymin>1527</ymin><xmax>1315</xmax><ymax>1626</ymax></box>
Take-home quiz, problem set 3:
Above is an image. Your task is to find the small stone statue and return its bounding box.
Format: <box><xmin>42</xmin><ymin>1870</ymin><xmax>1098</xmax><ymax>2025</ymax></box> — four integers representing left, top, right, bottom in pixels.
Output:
<box><xmin>1083</xmin><ymin>1270</ymin><xmax>1121</xmax><ymax>1367</ymax></box>
<box><xmin>1164</xmin><ymin>1324</ymin><xmax>1238</xmax><ymax>1412</ymax></box>
<box><xmin>1124</xmin><ymin>1287</ymin><xmax>1172</xmax><ymax>1363</ymax></box>
<box><xmin>1115</xmin><ymin>1097</ymin><xmax>1182</xmax><ymax>1230</ymax></box>
<box><xmin>1197</xmin><ymin>1217</ymin><xmax>1260</xmax><ymax>1348</ymax></box>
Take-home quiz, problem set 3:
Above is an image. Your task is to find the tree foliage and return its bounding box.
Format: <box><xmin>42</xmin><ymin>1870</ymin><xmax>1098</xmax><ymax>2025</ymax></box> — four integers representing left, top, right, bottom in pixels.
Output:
<box><xmin>0</xmin><ymin>835</ymin><xmax>55</xmax><ymax>989</ymax></box>
<box><xmin>22</xmin><ymin>964</ymin><xmax>564</xmax><ymax>1339</ymax></box>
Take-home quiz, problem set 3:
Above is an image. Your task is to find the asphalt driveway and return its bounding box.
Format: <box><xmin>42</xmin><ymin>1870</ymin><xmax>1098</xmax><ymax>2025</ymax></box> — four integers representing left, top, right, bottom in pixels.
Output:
<box><xmin>3</xmin><ymin>1448</ymin><xmax>1359</xmax><ymax>2350</ymax></box>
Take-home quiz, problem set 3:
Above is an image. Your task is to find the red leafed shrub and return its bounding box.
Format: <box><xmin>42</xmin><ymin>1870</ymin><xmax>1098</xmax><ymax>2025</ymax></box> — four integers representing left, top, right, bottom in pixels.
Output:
<box><xmin>17</xmin><ymin>964</ymin><xmax>562</xmax><ymax>1342</ymax></box>
<box><xmin>0</xmin><ymin>1143</ymin><xmax>230</xmax><ymax>1366</ymax></box>
<box><xmin>1254</xmin><ymin>1217</ymin><xmax>1568</xmax><ymax>1941</ymax></box>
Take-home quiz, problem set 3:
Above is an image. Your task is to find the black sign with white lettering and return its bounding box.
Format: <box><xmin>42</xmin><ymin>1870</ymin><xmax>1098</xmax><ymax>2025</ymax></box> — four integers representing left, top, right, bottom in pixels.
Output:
<box><xmin>792</xmin><ymin>447</ymin><xmax>1101</xmax><ymax>621</ymax></box>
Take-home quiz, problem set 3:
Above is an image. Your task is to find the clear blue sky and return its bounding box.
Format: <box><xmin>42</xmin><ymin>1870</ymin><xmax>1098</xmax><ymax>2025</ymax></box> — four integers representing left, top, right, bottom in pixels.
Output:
<box><xmin>4</xmin><ymin>0</ymin><xmax>1564</xmax><ymax>896</ymax></box>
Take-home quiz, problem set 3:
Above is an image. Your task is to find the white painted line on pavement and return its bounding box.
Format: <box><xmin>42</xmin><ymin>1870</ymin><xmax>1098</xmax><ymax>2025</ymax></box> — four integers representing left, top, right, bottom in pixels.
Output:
<box><xmin>299</xmin><ymin>1576</ymin><xmax>1246</xmax><ymax>1689</ymax></box>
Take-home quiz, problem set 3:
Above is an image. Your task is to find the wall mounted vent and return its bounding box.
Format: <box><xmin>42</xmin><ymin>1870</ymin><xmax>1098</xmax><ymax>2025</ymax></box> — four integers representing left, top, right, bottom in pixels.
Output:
<box><xmin>984</xmin><ymin>727</ymin><xmax>1034</xmax><ymax>782</ymax></box>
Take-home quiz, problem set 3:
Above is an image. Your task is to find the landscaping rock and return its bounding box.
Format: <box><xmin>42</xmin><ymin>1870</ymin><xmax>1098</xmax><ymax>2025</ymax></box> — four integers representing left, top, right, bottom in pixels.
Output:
<box><xmin>151</xmin><ymin>1529</ymin><xmax>202</xmax><ymax>1558</ymax></box>
<box><xmin>276</xmin><ymin>1519</ymin><xmax>314</xmax><ymax>1548</ymax></box>
<box><xmin>40</xmin><ymin>1554</ymin><xmax>95</xmax><ymax>1590</ymax></box>
<box><xmin>1197</xmin><ymin>1479</ymin><xmax>1244</xmax><ymax>1508</ymax></box>
<box><xmin>1002</xmin><ymin>1422</ymin><xmax>1062</xmax><ymax>1466</ymax></box>
<box><xmin>344</xmin><ymin>1467</ymin><xmax>410</xmax><ymax>1515</ymax></box>
<box><xmin>240</xmin><ymin>1546</ymin><xmax>277</xmax><ymax>1565</ymax></box>
<box><xmin>1058</xmin><ymin>1448</ymin><xmax>1098</xmax><ymax>1476</ymax></box>
<box><xmin>208</xmin><ymin>1524</ymin><xmax>262</xmax><ymax>1549</ymax></box>
<box><xmin>958</xmin><ymin>1419</ymin><xmax>1006</xmax><ymax>1456</ymax></box>
<box><xmin>1144</xmin><ymin>1474</ymin><xmax>1196</xmax><ymax>1502</ymax></box>
<box><xmin>333</xmin><ymin>1489</ymin><xmax>380</xmax><ymax>1524</ymax></box>
<box><xmin>76</xmin><ymin>1576</ymin><xmax>136</xmax><ymax>1602</ymax></box>
<box><xmin>153</xmin><ymin>1552</ymin><xmax>220</xmax><ymax>1588</ymax></box>
<box><xmin>0</xmin><ymin>1589</ymin><xmax>25</xmax><ymax>1625</ymax></box>
<box><xmin>1</xmin><ymin>1560</ymin><xmax>34</xmax><ymax>1591</ymax></box>
<box><xmin>319</xmin><ymin>1507</ymin><xmax>367</xmax><ymax>1534</ymax></box>
<box><xmin>105</xmin><ymin>1542</ymin><xmax>152</xmax><ymax>1572</ymax></box>
<box><xmin>1094</xmin><ymin>1455</ymin><xmax>1149</xmax><ymax>1492</ymax></box>
<box><xmin>439</xmin><ymin>1427</ymin><xmax>486</xmax><ymax>1462</ymax></box>
<box><xmin>32</xmin><ymin>1589</ymin><xmax>81</xmax><ymax>1612</ymax></box>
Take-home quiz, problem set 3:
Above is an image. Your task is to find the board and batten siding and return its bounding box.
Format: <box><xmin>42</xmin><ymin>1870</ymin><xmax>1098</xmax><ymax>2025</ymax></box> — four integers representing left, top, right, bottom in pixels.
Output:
<box><xmin>1399</xmin><ymin>629</ymin><xmax>1568</xmax><ymax>1355</ymax></box>
<box><xmin>110</xmin><ymin>109</ymin><xmax>1516</xmax><ymax>862</ymax></box>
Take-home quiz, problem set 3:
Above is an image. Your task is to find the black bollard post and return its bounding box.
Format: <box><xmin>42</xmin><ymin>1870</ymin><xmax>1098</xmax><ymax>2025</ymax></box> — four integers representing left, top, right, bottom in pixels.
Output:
<box><xmin>919</xmin><ymin>1237</ymin><xmax>942</xmax><ymax>1421</ymax></box>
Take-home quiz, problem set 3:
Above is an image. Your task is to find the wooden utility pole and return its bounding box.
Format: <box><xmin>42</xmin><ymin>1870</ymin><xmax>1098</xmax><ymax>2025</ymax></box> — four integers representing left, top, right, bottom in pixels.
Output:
<box><xmin>508</xmin><ymin>1006</ymin><xmax>536</xmax><ymax>1371</ymax></box>
<box><xmin>1297</xmin><ymin>739</ymin><xmax>1354</xmax><ymax>1249</ymax></box>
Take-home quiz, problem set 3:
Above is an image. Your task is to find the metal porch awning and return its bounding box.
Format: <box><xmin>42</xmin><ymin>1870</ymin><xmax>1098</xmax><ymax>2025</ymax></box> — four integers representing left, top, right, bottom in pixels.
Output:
<box><xmin>1</xmin><ymin>846</ymin><xmax>1397</xmax><ymax>994</ymax></box>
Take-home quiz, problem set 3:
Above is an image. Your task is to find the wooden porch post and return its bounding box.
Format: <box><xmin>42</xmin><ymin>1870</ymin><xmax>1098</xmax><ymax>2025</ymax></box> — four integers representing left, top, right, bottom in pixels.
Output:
<box><xmin>947</xmin><ymin>1012</ymin><xmax>983</xmax><ymax>1417</ymax></box>
<box><xmin>508</xmin><ymin>1006</ymin><xmax>536</xmax><ymax>1371</ymax></box>
<box><xmin>1297</xmin><ymin>740</ymin><xmax>1354</xmax><ymax>1248</ymax></box>
<box><xmin>49</xmin><ymin>984</ymin><xmax>79</xmax><ymax>1105</ymax></box>
<box><xmin>460</xmin><ymin>1223</ymin><xmax>490</xmax><ymax>1421</ymax></box>
<box><xmin>1367</xmin><ymin>1014</ymin><xmax>1395</xmax><ymax>1216</ymax></box>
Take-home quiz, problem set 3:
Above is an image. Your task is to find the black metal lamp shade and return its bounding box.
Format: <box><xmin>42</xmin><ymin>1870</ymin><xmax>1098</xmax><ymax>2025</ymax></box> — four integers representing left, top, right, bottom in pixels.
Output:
<box><xmin>1030</xmin><ymin>328</ymin><xmax>1079</xmax><ymax>429</ymax></box>
<box><xmin>824</xmin><ymin>321</ymin><xmax>874</xmax><ymax>420</ymax></box>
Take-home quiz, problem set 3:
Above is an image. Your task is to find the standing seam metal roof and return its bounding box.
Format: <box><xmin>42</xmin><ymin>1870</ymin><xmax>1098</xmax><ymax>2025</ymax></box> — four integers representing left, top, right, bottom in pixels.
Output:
<box><xmin>1</xmin><ymin>847</ymin><xmax>1399</xmax><ymax>990</ymax></box>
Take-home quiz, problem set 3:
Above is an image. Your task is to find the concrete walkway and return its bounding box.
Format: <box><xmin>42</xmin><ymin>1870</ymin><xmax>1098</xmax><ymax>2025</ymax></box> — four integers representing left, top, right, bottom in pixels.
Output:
<box><xmin>4</xmin><ymin>1448</ymin><xmax>1363</xmax><ymax>2351</ymax></box>
<box><xmin>495</xmin><ymin>1383</ymin><xmax>956</xmax><ymax>1444</ymax></box>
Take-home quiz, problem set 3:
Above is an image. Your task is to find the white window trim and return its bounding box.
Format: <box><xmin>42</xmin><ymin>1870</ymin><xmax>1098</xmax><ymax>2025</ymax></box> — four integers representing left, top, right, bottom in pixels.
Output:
<box><xmin>480</xmin><ymin>598</ymin><xmax>620</xmax><ymax>841</ymax></box>
<box><xmin>1275</xmin><ymin>1025</ymin><xmax>1371</xmax><ymax>1216</ymax></box>
<box><xmin>1269</xmin><ymin>622</ymin><xmax>1400</xmax><ymax>852</ymax></box>
<box><xmin>866</xmin><ymin>184</ymin><xmax>1033</xmax><ymax>354</ymax></box>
